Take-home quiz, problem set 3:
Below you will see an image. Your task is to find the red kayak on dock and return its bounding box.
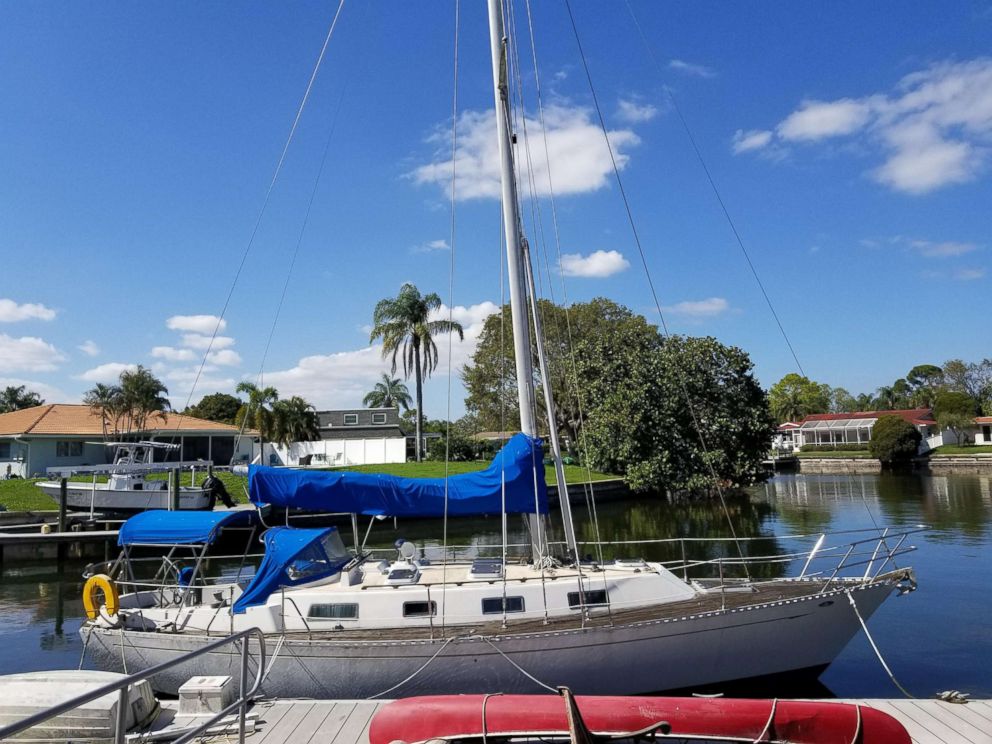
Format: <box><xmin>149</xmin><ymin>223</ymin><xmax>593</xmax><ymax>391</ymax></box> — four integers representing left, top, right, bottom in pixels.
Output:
<box><xmin>368</xmin><ymin>688</ymin><xmax>911</xmax><ymax>744</ymax></box>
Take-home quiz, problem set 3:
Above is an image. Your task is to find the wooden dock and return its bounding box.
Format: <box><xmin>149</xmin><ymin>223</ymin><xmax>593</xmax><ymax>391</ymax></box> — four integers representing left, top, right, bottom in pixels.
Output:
<box><xmin>241</xmin><ymin>697</ymin><xmax>992</xmax><ymax>744</ymax></box>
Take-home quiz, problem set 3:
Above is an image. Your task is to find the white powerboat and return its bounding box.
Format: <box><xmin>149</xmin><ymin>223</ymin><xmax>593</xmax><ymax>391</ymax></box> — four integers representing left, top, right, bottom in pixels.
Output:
<box><xmin>37</xmin><ymin>442</ymin><xmax>228</xmax><ymax>514</ymax></box>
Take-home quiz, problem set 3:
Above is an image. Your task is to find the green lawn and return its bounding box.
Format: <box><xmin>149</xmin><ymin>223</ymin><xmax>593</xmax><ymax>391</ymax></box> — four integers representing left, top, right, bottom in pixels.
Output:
<box><xmin>796</xmin><ymin>451</ymin><xmax>876</xmax><ymax>459</ymax></box>
<box><xmin>0</xmin><ymin>462</ymin><xmax>613</xmax><ymax>512</ymax></box>
<box><xmin>930</xmin><ymin>445</ymin><xmax>992</xmax><ymax>456</ymax></box>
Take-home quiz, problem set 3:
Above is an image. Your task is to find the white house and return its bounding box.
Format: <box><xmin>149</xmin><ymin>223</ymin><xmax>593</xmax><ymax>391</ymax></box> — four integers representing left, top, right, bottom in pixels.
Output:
<box><xmin>974</xmin><ymin>416</ymin><xmax>992</xmax><ymax>445</ymax></box>
<box><xmin>0</xmin><ymin>404</ymin><xmax>254</xmax><ymax>478</ymax></box>
<box><xmin>263</xmin><ymin>407</ymin><xmax>407</xmax><ymax>467</ymax></box>
<box><xmin>776</xmin><ymin>408</ymin><xmax>956</xmax><ymax>455</ymax></box>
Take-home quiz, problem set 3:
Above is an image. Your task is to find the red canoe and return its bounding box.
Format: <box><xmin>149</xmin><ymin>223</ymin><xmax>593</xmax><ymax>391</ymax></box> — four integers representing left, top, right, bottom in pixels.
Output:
<box><xmin>368</xmin><ymin>690</ymin><xmax>911</xmax><ymax>744</ymax></box>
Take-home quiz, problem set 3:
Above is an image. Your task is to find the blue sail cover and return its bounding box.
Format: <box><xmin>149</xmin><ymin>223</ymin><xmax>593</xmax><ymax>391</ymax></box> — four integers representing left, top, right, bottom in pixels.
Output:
<box><xmin>118</xmin><ymin>509</ymin><xmax>256</xmax><ymax>546</ymax></box>
<box><xmin>233</xmin><ymin>527</ymin><xmax>350</xmax><ymax>613</ymax></box>
<box><xmin>248</xmin><ymin>433</ymin><xmax>548</xmax><ymax>517</ymax></box>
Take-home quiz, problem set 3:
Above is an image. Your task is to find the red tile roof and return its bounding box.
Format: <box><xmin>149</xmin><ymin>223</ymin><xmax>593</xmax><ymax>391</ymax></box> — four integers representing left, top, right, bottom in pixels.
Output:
<box><xmin>0</xmin><ymin>404</ymin><xmax>247</xmax><ymax>437</ymax></box>
<box><xmin>776</xmin><ymin>422</ymin><xmax>800</xmax><ymax>431</ymax></box>
<box><xmin>799</xmin><ymin>409</ymin><xmax>935</xmax><ymax>427</ymax></box>
<box><xmin>976</xmin><ymin>416</ymin><xmax>992</xmax><ymax>424</ymax></box>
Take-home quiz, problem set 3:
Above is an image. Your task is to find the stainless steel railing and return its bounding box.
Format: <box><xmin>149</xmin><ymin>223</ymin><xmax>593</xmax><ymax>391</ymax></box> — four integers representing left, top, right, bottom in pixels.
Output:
<box><xmin>0</xmin><ymin>627</ymin><xmax>266</xmax><ymax>744</ymax></box>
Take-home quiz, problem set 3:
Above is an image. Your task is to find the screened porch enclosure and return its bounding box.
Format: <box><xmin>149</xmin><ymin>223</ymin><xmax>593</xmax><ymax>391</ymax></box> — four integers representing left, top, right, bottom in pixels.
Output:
<box><xmin>798</xmin><ymin>418</ymin><xmax>875</xmax><ymax>446</ymax></box>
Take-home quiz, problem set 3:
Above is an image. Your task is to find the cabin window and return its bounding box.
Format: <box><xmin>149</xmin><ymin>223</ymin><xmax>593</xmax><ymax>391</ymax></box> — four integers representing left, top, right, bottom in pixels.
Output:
<box><xmin>371</xmin><ymin>413</ymin><xmax>387</xmax><ymax>425</ymax></box>
<box><xmin>308</xmin><ymin>603</ymin><xmax>358</xmax><ymax>620</ymax></box>
<box><xmin>343</xmin><ymin>414</ymin><xmax>359</xmax><ymax>425</ymax></box>
<box><xmin>56</xmin><ymin>441</ymin><xmax>83</xmax><ymax>457</ymax></box>
<box><xmin>482</xmin><ymin>596</ymin><xmax>525</xmax><ymax>614</ymax></box>
<box><xmin>403</xmin><ymin>601</ymin><xmax>437</xmax><ymax>617</ymax></box>
<box><xmin>0</xmin><ymin>443</ymin><xmax>10</xmax><ymax>459</ymax></box>
<box><xmin>567</xmin><ymin>589</ymin><xmax>608</xmax><ymax>608</ymax></box>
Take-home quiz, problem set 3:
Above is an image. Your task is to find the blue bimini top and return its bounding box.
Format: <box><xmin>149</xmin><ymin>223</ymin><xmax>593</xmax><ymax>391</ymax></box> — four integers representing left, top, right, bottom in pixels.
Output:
<box><xmin>248</xmin><ymin>433</ymin><xmax>548</xmax><ymax>517</ymax></box>
<box><xmin>117</xmin><ymin>509</ymin><xmax>256</xmax><ymax>546</ymax></box>
<box><xmin>232</xmin><ymin>526</ymin><xmax>351</xmax><ymax>614</ymax></box>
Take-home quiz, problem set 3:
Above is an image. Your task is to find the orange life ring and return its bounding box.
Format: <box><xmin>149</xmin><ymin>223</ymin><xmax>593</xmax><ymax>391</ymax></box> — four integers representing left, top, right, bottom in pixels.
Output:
<box><xmin>82</xmin><ymin>574</ymin><xmax>119</xmax><ymax>620</ymax></box>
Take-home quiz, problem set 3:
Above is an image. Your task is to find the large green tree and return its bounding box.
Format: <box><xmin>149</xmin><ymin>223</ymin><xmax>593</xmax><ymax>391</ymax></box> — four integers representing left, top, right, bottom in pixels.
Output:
<box><xmin>869</xmin><ymin>415</ymin><xmax>921</xmax><ymax>463</ymax></box>
<box><xmin>933</xmin><ymin>390</ymin><xmax>979</xmax><ymax>444</ymax></box>
<box><xmin>462</xmin><ymin>298</ymin><xmax>653</xmax><ymax>449</ymax></box>
<box><xmin>581</xmin><ymin>335</ymin><xmax>774</xmax><ymax>493</ymax></box>
<box><xmin>187</xmin><ymin>392</ymin><xmax>243</xmax><ymax>424</ymax></box>
<box><xmin>362</xmin><ymin>374</ymin><xmax>412</xmax><ymax>411</ymax></box>
<box><xmin>0</xmin><ymin>385</ymin><xmax>44</xmax><ymax>413</ymax></box>
<box><xmin>369</xmin><ymin>283</ymin><xmax>464</xmax><ymax>461</ymax></box>
<box><xmin>767</xmin><ymin>373</ymin><xmax>831</xmax><ymax>423</ymax></box>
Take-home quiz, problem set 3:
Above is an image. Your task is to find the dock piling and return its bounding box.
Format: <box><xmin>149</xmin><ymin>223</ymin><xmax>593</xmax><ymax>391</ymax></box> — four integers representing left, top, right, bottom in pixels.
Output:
<box><xmin>170</xmin><ymin>468</ymin><xmax>180</xmax><ymax>511</ymax></box>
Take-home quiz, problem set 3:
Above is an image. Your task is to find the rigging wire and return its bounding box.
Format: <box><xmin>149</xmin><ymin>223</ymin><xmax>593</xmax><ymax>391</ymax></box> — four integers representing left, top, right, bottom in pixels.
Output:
<box><xmin>562</xmin><ymin>0</ymin><xmax>750</xmax><ymax>576</ymax></box>
<box><xmin>168</xmin><ymin>0</ymin><xmax>348</xmax><ymax>438</ymax></box>
<box><xmin>231</xmin><ymin>80</ymin><xmax>350</xmax><ymax>461</ymax></box>
<box><xmin>622</xmin><ymin>0</ymin><xmax>805</xmax><ymax>378</ymax></box>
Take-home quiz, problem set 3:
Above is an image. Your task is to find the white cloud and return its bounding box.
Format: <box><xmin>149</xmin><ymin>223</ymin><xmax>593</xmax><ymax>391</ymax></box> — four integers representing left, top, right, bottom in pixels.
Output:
<box><xmin>910</xmin><ymin>240</ymin><xmax>978</xmax><ymax>258</ymax></box>
<box><xmin>776</xmin><ymin>98</ymin><xmax>874</xmax><ymax>141</ymax></box>
<box><xmin>661</xmin><ymin>297</ymin><xmax>730</xmax><ymax>319</ymax></box>
<box><xmin>263</xmin><ymin>347</ymin><xmax>389</xmax><ymax>409</ymax></box>
<box><xmin>0</xmin><ymin>299</ymin><xmax>56</xmax><ymax>323</ymax></box>
<box><xmin>954</xmin><ymin>267</ymin><xmax>986</xmax><ymax>280</ymax></box>
<box><xmin>167</xmin><ymin>315</ymin><xmax>227</xmax><ymax>334</ymax></box>
<box><xmin>560</xmin><ymin>249</ymin><xmax>630</xmax><ymax>278</ymax></box>
<box><xmin>410</xmin><ymin>105</ymin><xmax>640</xmax><ymax>200</ymax></box>
<box><xmin>152</xmin><ymin>346</ymin><xmax>197</xmax><ymax>362</ymax></box>
<box><xmin>413</xmin><ymin>239</ymin><xmax>450</xmax><ymax>253</ymax></box>
<box><xmin>735</xmin><ymin>58</ymin><xmax>992</xmax><ymax>194</ymax></box>
<box><xmin>668</xmin><ymin>59</ymin><xmax>716</xmax><ymax>79</ymax></box>
<box><xmin>262</xmin><ymin>300</ymin><xmax>500</xmax><ymax>409</ymax></box>
<box><xmin>732</xmin><ymin>129</ymin><xmax>774</xmax><ymax>154</ymax></box>
<box><xmin>0</xmin><ymin>334</ymin><xmax>65</xmax><ymax>373</ymax></box>
<box><xmin>78</xmin><ymin>340</ymin><xmax>100</xmax><ymax>357</ymax></box>
<box><xmin>207</xmin><ymin>349</ymin><xmax>242</xmax><ymax>366</ymax></box>
<box><xmin>616</xmin><ymin>99</ymin><xmax>659</xmax><ymax>123</ymax></box>
<box><xmin>181</xmin><ymin>333</ymin><xmax>235</xmax><ymax>350</ymax></box>
<box><xmin>78</xmin><ymin>362</ymin><xmax>137</xmax><ymax>383</ymax></box>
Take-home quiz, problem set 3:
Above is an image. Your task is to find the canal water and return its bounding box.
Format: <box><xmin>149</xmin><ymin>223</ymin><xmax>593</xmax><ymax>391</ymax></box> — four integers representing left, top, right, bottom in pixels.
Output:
<box><xmin>1</xmin><ymin>472</ymin><xmax>989</xmax><ymax>698</ymax></box>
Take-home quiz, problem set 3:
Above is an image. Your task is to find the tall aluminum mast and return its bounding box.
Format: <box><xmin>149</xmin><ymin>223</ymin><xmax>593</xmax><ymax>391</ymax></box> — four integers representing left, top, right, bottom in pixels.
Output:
<box><xmin>486</xmin><ymin>0</ymin><xmax>546</xmax><ymax>557</ymax></box>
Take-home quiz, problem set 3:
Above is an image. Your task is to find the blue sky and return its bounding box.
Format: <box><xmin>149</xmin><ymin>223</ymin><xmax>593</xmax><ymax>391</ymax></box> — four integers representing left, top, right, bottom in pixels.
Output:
<box><xmin>1</xmin><ymin>1</ymin><xmax>990</xmax><ymax>419</ymax></box>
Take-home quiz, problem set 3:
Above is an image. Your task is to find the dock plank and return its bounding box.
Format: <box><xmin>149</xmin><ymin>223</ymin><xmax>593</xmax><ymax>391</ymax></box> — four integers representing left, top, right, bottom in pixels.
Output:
<box><xmin>242</xmin><ymin>698</ymin><xmax>992</xmax><ymax>744</ymax></box>
<box><xmin>330</xmin><ymin>702</ymin><xmax>379</xmax><ymax>744</ymax></box>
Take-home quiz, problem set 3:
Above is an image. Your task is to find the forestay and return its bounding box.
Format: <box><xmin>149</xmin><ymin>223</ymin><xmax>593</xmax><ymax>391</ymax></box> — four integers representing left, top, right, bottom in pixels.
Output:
<box><xmin>233</xmin><ymin>526</ymin><xmax>351</xmax><ymax>613</ymax></box>
<box><xmin>248</xmin><ymin>433</ymin><xmax>549</xmax><ymax>516</ymax></box>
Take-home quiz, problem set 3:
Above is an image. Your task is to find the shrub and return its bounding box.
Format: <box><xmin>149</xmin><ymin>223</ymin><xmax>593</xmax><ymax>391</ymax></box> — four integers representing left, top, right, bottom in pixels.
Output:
<box><xmin>868</xmin><ymin>416</ymin><xmax>922</xmax><ymax>463</ymax></box>
<box><xmin>799</xmin><ymin>443</ymin><xmax>869</xmax><ymax>453</ymax></box>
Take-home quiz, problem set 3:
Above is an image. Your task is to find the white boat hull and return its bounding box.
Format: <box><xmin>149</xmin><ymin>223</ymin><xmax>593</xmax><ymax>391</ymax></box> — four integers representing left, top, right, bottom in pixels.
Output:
<box><xmin>82</xmin><ymin>581</ymin><xmax>893</xmax><ymax>698</ymax></box>
<box><xmin>36</xmin><ymin>481</ymin><xmax>212</xmax><ymax>513</ymax></box>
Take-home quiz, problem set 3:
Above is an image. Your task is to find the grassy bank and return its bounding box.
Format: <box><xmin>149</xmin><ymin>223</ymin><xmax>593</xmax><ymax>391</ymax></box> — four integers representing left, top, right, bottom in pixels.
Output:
<box><xmin>0</xmin><ymin>462</ymin><xmax>614</xmax><ymax>512</ymax></box>
<box><xmin>930</xmin><ymin>445</ymin><xmax>992</xmax><ymax>456</ymax></box>
<box><xmin>796</xmin><ymin>451</ymin><xmax>876</xmax><ymax>459</ymax></box>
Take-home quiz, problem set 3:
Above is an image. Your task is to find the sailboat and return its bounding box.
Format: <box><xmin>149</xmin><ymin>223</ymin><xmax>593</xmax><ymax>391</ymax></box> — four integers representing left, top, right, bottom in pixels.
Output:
<box><xmin>80</xmin><ymin>0</ymin><xmax>918</xmax><ymax>699</ymax></box>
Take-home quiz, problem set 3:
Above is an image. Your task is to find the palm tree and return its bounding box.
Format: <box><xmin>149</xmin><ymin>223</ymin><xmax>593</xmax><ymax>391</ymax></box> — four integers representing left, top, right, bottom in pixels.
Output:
<box><xmin>0</xmin><ymin>385</ymin><xmax>44</xmax><ymax>413</ymax></box>
<box><xmin>82</xmin><ymin>382</ymin><xmax>125</xmax><ymax>439</ymax></box>
<box><xmin>235</xmin><ymin>381</ymin><xmax>279</xmax><ymax>441</ymax></box>
<box><xmin>362</xmin><ymin>374</ymin><xmax>412</xmax><ymax>411</ymax></box>
<box><xmin>369</xmin><ymin>283</ymin><xmax>464</xmax><ymax>461</ymax></box>
<box><xmin>119</xmin><ymin>366</ymin><xmax>170</xmax><ymax>433</ymax></box>
<box><xmin>271</xmin><ymin>396</ymin><xmax>320</xmax><ymax>447</ymax></box>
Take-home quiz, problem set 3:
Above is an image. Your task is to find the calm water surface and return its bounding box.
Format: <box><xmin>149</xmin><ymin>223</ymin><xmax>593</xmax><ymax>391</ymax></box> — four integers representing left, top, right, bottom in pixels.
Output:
<box><xmin>1</xmin><ymin>472</ymin><xmax>989</xmax><ymax>698</ymax></box>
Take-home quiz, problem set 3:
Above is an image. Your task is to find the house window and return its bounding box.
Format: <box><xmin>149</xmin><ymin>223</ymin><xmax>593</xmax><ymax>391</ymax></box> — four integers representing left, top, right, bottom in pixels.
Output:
<box><xmin>307</xmin><ymin>603</ymin><xmax>359</xmax><ymax>620</ymax></box>
<box><xmin>567</xmin><ymin>589</ymin><xmax>608</xmax><ymax>608</ymax></box>
<box><xmin>371</xmin><ymin>413</ymin><xmax>387</xmax><ymax>425</ymax></box>
<box><xmin>0</xmin><ymin>442</ymin><xmax>10</xmax><ymax>459</ymax></box>
<box><xmin>403</xmin><ymin>601</ymin><xmax>437</xmax><ymax>617</ymax></box>
<box><xmin>482</xmin><ymin>596</ymin><xmax>525</xmax><ymax>614</ymax></box>
<box><xmin>56</xmin><ymin>441</ymin><xmax>83</xmax><ymax>458</ymax></box>
<box><xmin>343</xmin><ymin>414</ymin><xmax>359</xmax><ymax>425</ymax></box>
